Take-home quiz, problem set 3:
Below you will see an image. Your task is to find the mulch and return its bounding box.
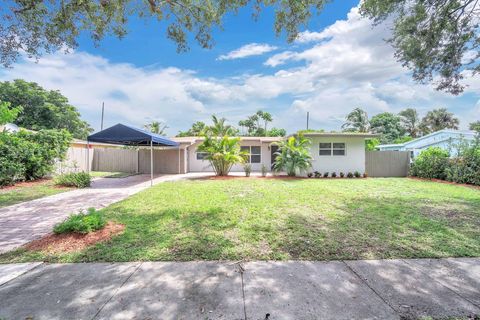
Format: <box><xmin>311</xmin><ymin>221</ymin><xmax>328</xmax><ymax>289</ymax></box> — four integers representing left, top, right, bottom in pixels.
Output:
<box><xmin>24</xmin><ymin>221</ymin><xmax>125</xmax><ymax>254</ymax></box>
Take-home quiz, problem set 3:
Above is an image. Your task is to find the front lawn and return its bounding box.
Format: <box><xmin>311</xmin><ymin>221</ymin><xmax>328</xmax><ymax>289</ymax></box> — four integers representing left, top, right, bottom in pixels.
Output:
<box><xmin>1</xmin><ymin>178</ymin><xmax>479</xmax><ymax>262</ymax></box>
<box><xmin>0</xmin><ymin>180</ymin><xmax>71</xmax><ymax>208</ymax></box>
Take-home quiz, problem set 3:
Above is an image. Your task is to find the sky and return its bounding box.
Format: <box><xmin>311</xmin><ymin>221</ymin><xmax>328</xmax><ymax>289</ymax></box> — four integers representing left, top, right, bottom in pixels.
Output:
<box><xmin>1</xmin><ymin>0</ymin><xmax>479</xmax><ymax>136</ymax></box>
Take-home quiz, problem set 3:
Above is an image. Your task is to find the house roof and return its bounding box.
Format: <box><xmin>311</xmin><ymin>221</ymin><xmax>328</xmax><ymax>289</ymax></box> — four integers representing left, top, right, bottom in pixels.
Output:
<box><xmin>88</xmin><ymin>123</ymin><xmax>179</xmax><ymax>147</ymax></box>
<box><xmin>296</xmin><ymin>132</ymin><xmax>379</xmax><ymax>138</ymax></box>
<box><xmin>170</xmin><ymin>136</ymin><xmax>283</xmax><ymax>144</ymax></box>
<box><xmin>378</xmin><ymin>129</ymin><xmax>477</xmax><ymax>149</ymax></box>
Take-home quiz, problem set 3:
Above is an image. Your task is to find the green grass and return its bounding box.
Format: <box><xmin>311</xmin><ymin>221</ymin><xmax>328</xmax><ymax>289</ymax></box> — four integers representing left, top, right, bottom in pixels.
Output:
<box><xmin>0</xmin><ymin>180</ymin><xmax>71</xmax><ymax>208</ymax></box>
<box><xmin>1</xmin><ymin>178</ymin><xmax>479</xmax><ymax>263</ymax></box>
<box><xmin>90</xmin><ymin>171</ymin><xmax>136</xmax><ymax>178</ymax></box>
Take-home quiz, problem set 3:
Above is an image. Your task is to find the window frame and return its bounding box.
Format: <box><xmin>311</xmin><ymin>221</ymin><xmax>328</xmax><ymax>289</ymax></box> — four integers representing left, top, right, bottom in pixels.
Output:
<box><xmin>196</xmin><ymin>151</ymin><xmax>209</xmax><ymax>160</ymax></box>
<box><xmin>319</xmin><ymin>142</ymin><xmax>346</xmax><ymax>156</ymax></box>
<box><xmin>241</xmin><ymin>145</ymin><xmax>262</xmax><ymax>164</ymax></box>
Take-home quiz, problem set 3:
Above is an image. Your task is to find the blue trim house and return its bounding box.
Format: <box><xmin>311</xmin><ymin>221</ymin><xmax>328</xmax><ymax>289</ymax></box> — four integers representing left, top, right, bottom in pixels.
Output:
<box><xmin>378</xmin><ymin>130</ymin><xmax>478</xmax><ymax>158</ymax></box>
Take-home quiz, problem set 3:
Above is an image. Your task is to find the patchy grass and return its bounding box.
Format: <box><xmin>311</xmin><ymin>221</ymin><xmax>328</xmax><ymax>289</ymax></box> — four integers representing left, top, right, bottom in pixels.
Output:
<box><xmin>90</xmin><ymin>171</ymin><xmax>136</xmax><ymax>178</ymax></box>
<box><xmin>1</xmin><ymin>178</ymin><xmax>479</xmax><ymax>263</ymax></box>
<box><xmin>0</xmin><ymin>180</ymin><xmax>71</xmax><ymax>208</ymax></box>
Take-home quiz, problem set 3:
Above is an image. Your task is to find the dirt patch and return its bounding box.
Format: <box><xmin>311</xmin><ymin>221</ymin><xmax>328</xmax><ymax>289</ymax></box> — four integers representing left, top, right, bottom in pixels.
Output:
<box><xmin>25</xmin><ymin>221</ymin><xmax>125</xmax><ymax>254</ymax></box>
<box><xmin>409</xmin><ymin>177</ymin><xmax>480</xmax><ymax>190</ymax></box>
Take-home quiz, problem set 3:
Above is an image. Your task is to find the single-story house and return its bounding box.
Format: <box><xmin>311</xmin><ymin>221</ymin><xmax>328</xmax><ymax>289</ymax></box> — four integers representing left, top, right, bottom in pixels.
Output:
<box><xmin>377</xmin><ymin>130</ymin><xmax>477</xmax><ymax>159</ymax></box>
<box><xmin>171</xmin><ymin>132</ymin><xmax>377</xmax><ymax>175</ymax></box>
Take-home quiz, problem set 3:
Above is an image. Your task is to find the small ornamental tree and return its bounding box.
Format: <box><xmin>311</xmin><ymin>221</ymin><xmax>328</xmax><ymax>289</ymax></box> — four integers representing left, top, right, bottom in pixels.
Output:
<box><xmin>273</xmin><ymin>134</ymin><xmax>312</xmax><ymax>176</ymax></box>
<box><xmin>197</xmin><ymin>134</ymin><xmax>247</xmax><ymax>176</ymax></box>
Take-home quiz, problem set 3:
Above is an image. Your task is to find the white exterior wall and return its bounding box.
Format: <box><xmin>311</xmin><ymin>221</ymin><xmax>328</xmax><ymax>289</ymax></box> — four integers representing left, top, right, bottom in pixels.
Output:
<box><xmin>308</xmin><ymin>136</ymin><xmax>366</xmax><ymax>174</ymax></box>
<box><xmin>187</xmin><ymin>140</ymin><xmax>273</xmax><ymax>172</ymax></box>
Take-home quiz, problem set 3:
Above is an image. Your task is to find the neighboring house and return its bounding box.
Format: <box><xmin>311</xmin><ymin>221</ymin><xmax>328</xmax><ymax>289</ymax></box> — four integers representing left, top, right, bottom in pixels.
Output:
<box><xmin>172</xmin><ymin>132</ymin><xmax>377</xmax><ymax>174</ymax></box>
<box><xmin>377</xmin><ymin>130</ymin><xmax>477</xmax><ymax>159</ymax></box>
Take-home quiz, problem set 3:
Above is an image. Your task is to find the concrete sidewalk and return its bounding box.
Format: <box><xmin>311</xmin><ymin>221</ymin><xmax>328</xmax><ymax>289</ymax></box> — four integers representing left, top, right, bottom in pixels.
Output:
<box><xmin>0</xmin><ymin>173</ymin><xmax>211</xmax><ymax>254</ymax></box>
<box><xmin>0</xmin><ymin>258</ymin><xmax>478</xmax><ymax>320</ymax></box>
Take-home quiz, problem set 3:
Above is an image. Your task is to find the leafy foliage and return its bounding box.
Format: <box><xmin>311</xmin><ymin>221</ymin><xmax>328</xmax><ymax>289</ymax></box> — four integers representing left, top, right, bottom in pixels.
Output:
<box><xmin>0</xmin><ymin>129</ymin><xmax>71</xmax><ymax>186</ymax></box>
<box><xmin>273</xmin><ymin>134</ymin><xmax>312</xmax><ymax>176</ymax></box>
<box><xmin>54</xmin><ymin>172</ymin><xmax>92</xmax><ymax>188</ymax></box>
<box><xmin>399</xmin><ymin>108</ymin><xmax>420</xmax><ymax>138</ymax></box>
<box><xmin>469</xmin><ymin>121</ymin><xmax>480</xmax><ymax>132</ymax></box>
<box><xmin>238</xmin><ymin>110</ymin><xmax>286</xmax><ymax>137</ymax></box>
<box><xmin>177</xmin><ymin>121</ymin><xmax>207</xmax><ymax>137</ymax></box>
<box><xmin>197</xmin><ymin>134</ymin><xmax>247</xmax><ymax>176</ymax></box>
<box><xmin>410</xmin><ymin>147</ymin><xmax>450</xmax><ymax>180</ymax></box>
<box><xmin>360</xmin><ymin>0</ymin><xmax>480</xmax><ymax>95</ymax></box>
<box><xmin>144</xmin><ymin>121</ymin><xmax>168</xmax><ymax>135</ymax></box>
<box><xmin>370</xmin><ymin>112</ymin><xmax>405</xmax><ymax>144</ymax></box>
<box><xmin>0</xmin><ymin>80</ymin><xmax>92</xmax><ymax>139</ymax></box>
<box><xmin>446</xmin><ymin>137</ymin><xmax>480</xmax><ymax>186</ymax></box>
<box><xmin>0</xmin><ymin>101</ymin><xmax>21</xmax><ymax>125</ymax></box>
<box><xmin>365</xmin><ymin>138</ymin><xmax>380</xmax><ymax>151</ymax></box>
<box><xmin>420</xmin><ymin>108</ymin><xmax>459</xmax><ymax>135</ymax></box>
<box><xmin>341</xmin><ymin>108</ymin><xmax>369</xmax><ymax>133</ymax></box>
<box><xmin>53</xmin><ymin>208</ymin><xmax>106</xmax><ymax>234</ymax></box>
<box><xmin>0</xmin><ymin>0</ymin><xmax>331</xmax><ymax>67</ymax></box>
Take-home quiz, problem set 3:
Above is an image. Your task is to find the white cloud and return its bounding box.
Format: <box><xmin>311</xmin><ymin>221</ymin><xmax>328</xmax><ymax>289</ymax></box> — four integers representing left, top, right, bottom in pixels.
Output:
<box><xmin>217</xmin><ymin>43</ymin><xmax>278</xmax><ymax>60</ymax></box>
<box><xmin>1</xmin><ymin>5</ymin><xmax>477</xmax><ymax>135</ymax></box>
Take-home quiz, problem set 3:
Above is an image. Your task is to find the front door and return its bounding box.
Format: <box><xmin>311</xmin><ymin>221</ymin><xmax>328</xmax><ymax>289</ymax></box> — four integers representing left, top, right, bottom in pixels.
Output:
<box><xmin>271</xmin><ymin>145</ymin><xmax>279</xmax><ymax>169</ymax></box>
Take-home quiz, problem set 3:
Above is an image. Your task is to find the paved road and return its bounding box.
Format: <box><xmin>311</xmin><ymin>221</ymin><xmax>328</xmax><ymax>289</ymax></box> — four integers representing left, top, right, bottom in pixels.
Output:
<box><xmin>0</xmin><ymin>258</ymin><xmax>479</xmax><ymax>319</ymax></box>
<box><xmin>0</xmin><ymin>173</ymin><xmax>210</xmax><ymax>254</ymax></box>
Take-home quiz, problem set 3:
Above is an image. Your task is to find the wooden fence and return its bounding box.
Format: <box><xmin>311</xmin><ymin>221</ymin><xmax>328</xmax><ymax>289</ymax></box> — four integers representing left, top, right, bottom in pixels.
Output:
<box><xmin>365</xmin><ymin>151</ymin><xmax>410</xmax><ymax>177</ymax></box>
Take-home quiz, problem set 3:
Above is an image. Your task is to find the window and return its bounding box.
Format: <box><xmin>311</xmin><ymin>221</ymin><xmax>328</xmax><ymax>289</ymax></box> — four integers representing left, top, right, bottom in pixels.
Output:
<box><xmin>196</xmin><ymin>152</ymin><xmax>208</xmax><ymax>160</ymax></box>
<box><xmin>319</xmin><ymin>142</ymin><xmax>346</xmax><ymax>156</ymax></box>
<box><xmin>241</xmin><ymin>146</ymin><xmax>261</xmax><ymax>163</ymax></box>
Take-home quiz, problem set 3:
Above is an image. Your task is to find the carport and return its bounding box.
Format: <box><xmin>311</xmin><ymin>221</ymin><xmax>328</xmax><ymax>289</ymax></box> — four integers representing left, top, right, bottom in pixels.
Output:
<box><xmin>87</xmin><ymin>123</ymin><xmax>180</xmax><ymax>186</ymax></box>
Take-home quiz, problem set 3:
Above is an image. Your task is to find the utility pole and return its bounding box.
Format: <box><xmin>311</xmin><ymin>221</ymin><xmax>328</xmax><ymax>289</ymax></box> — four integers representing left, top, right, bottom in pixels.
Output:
<box><xmin>101</xmin><ymin>102</ymin><xmax>105</xmax><ymax>130</ymax></box>
<box><xmin>306</xmin><ymin>112</ymin><xmax>310</xmax><ymax>130</ymax></box>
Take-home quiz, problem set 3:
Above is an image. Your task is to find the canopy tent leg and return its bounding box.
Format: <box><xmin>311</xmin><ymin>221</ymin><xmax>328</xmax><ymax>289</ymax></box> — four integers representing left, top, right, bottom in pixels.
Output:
<box><xmin>150</xmin><ymin>140</ymin><xmax>153</xmax><ymax>186</ymax></box>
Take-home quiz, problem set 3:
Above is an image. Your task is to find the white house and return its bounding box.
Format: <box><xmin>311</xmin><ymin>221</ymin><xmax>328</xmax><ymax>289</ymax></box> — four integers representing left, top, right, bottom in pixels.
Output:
<box><xmin>377</xmin><ymin>130</ymin><xmax>477</xmax><ymax>158</ymax></box>
<box><xmin>172</xmin><ymin>132</ymin><xmax>377</xmax><ymax>174</ymax></box>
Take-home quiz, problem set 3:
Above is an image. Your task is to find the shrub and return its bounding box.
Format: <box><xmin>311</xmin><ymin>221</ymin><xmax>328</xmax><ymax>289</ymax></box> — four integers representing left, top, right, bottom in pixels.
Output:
<box><xmin>354</xmin><ymin>171</ymin><xmax>361</xmax><ymax>178</ymax></box>
<box><xmin>273</xmin><ymin>134</ymin><xmax>312</xmax><ymax>176</ymax></box>
<box><xmin>244</xmin><ymin>164</ymin><xmax>252</xmax><ymax>177</ymax></box>
<box><xmin>53</xmin><ymin>208</ymin><xmax>106</xmax><ymax>234</ymax></box>
<box><xmin>0</xmin><ymin>129</ymin><xmax>71</xmax><ymax>186</ymax></box>
<box><xmin>307</xmin><ymin>172</ymin><xmax>313</xmax><ymax>178</ymax></box>
<box><xmin>410</xmin><ymin>147</ymin><xmax>450</xmax><ymax>180</ymax></box>
<box><xmin>261</xmin><ymin>164</ymin><xmax>268</xmax><ymax>177</ymax></box>
<box><xmin>55</xmin><ymin>172</ymin><xmax>91</xmax><ymax>188</ymax></box>
<box><xmin>347</xmin><ymin>172</ymin><xmax>354</xmax><ymax>178</ymax></box>
<box><xmin>314</xmin><ymin>171</ymin><xmax>321</xmax><ymax>178</ymax></box>
<box><xmin>339</xmin><ymin>172</ymin><xmax>345</xmax><ymax>178</ymax></box>
<box><xmin>363</xmin><ymin>172</ymin><xmax>368</xmax><ymax>178</ymax></box>
<box><xmin>197</xmin><ymin>135</ymin><xmax>246</xmax><ymax>176</ymax></box>
<box><xmin>331</xmin><ymin>172</ymin><xmax>337</xmax><ymax>178</ymax></box>
<box><xmin>323</xmin><ymin>172</ymin><xmax>329</xmax><ymax>178</ymax></box>
<box><xmin>445</xmin><ymin>139</ymin><xmax>480</xmax><ymax>186</ymax></box>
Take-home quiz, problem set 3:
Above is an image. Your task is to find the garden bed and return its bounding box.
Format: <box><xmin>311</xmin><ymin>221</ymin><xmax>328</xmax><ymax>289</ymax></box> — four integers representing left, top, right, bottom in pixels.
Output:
<box><xmin>24</xmin><ymin>221</ymin><xmax>125</xmax><ymax>254</ymax></box>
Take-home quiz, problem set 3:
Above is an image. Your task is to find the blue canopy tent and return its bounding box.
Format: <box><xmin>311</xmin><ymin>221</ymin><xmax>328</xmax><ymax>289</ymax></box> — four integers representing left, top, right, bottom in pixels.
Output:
<box><xmin>87</xmin><ymin>123</ymin><xmax>179</xmax><ymax>186</ymax></box>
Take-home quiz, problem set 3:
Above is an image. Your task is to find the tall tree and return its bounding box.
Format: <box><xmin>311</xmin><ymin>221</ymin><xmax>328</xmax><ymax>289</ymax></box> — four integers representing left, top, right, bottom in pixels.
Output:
<box><xmin>208</xmin><ymin>115</ymin><xmax>237</xmax><ymax>136</ymax></box>
<box><xmin>341</xmin><ymin>108</ymin><xmax>370</xmax><ymax>133</ymax></box>
<box><xmin>238</xmin><ymin>110</ymin><xmax>285</xmax><ymax>136</ymax></box>
<box><xmin>470</xmin><ymin>120</ymin><xmax>480</xmax><ymax>132</ymax></box>
<box><xmin>256</xmin><ymin>110</ymin><xmax>273</xmax><ymax>136</ymax></box>
<box><xmin>0</xmin><ymin>0</ymin><xmax>331</xmax><ymax>67</ymax></box>
<box><xmin>420</xmin><ymin>108</ymin><xmax>460</xmax><ymax>135</ymax></box>
<box><xmin>370</xmin><ymin>112</ymin><xmax>405</xmax><ymax>144</ymax></box>
<box><xmin>399</xmin><ymin>108</ymin><xmax>420</xmax><ymax>138</ymax></box>
<box><xmin>360</xmin><ymin>0</ymin><xmax>480</xmax><ymax>95</ymax></box>
<box><xmin>0</xmin><ymin>80</ymin><xmax>93</xmax><ymax>139</ymax></box>
<box><xmin>144</xmin><ymin>121</ymin><xmax>168</xmax><ymax>135</ymax></box>
<box><xmin>177</xmin><ymin>121</ymin><xmax>207</xmax><ymax>137</ymax></box>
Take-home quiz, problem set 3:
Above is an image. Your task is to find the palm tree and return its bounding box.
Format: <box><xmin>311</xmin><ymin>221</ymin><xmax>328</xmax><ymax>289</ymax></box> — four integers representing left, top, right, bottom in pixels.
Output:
<box><xmin>342</xmin><ymin>108</ymin><xmax>370</xmax><ymax>132</ymax></box>
<box><xmin>273</xmin><ymin>134</ymin><xmax>312</xmax><ymax>176</ymax></box>
<box><xmin>197</xmin><ymin>135</ymin><xmax>247</xmax><ymax>176</ymax></box>
<box><xmin>144</xmin><ymin>121</ymin><xmax>168</xmax><ymax>135</ymax></box>
<box><xmin>256</xmin><ymin>110</ymin><xmax>273</xmax><ymax>136</ymax></box>
<box><xmin>420</xmin><ymin>108</ymin><xmax>459</xmax><ymax>135</ymax></box>
<box><xmin>399</xmin><ymin>108</ymin><xmax>420</xmax><ymax>138</ymax></box>
<box><xmin>208</xmin><ymin>115</ymin><xmax>236</xmax><ymax>136</ymax></box>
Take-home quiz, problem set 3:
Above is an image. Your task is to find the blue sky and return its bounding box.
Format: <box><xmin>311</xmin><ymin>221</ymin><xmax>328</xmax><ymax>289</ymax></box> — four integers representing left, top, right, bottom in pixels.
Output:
<box><xmin>1</xmin><ymin>0</ymin><xmax>479</xmax><ymax>135</ymax></box>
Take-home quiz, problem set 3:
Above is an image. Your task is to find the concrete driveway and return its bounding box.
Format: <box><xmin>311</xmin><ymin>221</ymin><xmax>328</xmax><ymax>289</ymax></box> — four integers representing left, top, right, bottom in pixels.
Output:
<box><xmin>0</xmin><ymin>258</ymin><xmax>478</xmax><ymax>319</ymax></box>
<box><xmin>0</xmin><ymin>173</ymin><xmax>210</xmax><ymax>254</ymax></box>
